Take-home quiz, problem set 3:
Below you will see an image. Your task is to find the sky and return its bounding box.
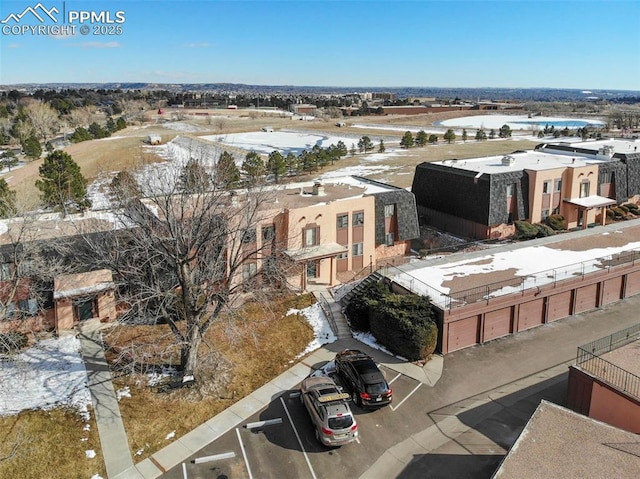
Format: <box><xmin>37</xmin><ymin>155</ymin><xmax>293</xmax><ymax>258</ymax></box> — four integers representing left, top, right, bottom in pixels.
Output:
<box><xmin>0</xmin><ymin>0</ymin><xmax>639</xmax><ymax>90</ymax></box>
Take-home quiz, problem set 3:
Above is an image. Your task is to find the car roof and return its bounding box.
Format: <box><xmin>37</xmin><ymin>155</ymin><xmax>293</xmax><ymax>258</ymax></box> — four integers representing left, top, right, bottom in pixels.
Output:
<box><xmin>322</xmin><ymin>401</ymin><xmax>352</xmax><ymax>418</ymax></box>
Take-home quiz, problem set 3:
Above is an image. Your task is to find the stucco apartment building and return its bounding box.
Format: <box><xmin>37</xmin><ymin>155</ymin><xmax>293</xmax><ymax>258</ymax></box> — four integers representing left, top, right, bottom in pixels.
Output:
<box><xmin>246</xmin><ymin>177</ymin><xmax>419</xmax><ymax>290</ymax></box>
<box><xmin>412</xmin><ymin>138</ymin><xmax>640</xmax><ymax>239</ymax></box>
<box><xmin>0</xmin><ymin>176</ymin><xmax>419</xmax><ymax>332</ymax></box>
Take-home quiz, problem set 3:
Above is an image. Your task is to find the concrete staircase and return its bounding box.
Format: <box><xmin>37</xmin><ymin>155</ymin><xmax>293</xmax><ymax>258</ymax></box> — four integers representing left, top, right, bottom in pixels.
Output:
<box><xmin>313</xmin><ymin>291</ymin><xmax>352</xmax><ymax>340</ymax></box>
<box><xmin>338</xmin><ymin>271</ymin><xmax>385</xmax><ymax>306</ymax></box>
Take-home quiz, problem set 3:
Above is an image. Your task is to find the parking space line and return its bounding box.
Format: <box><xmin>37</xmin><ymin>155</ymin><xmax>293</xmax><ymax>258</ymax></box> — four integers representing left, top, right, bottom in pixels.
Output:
<box><xmin>388</xmin><ymin>373</ymin><xmax>402</xmax><ymax>385</ymax></box>
<box><xmin>182</xmin><ymin>462</ymin><xmax>187</xmax><ymax>479</ymax></box>
<box><xmin>280</xmin><ymin>396</ymin><xmax>318</xmax><ymax>479</ymax></box>
<box><xmin>236</xmin><ymin>427</ymin><xmax>254</xmax><ymax>479</ymax></box>
<box><xmin>389</xmin><ymin>383</ymin><xmax>422</xmax><ymax>412</ymax></box>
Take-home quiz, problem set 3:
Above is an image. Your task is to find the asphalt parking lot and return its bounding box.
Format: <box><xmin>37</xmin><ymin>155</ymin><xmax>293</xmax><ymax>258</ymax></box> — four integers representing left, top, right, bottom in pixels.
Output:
<box><xmin>161</xmin><ymin>362</ymin><xmax>428</xmax><ymax>479</ymax></box>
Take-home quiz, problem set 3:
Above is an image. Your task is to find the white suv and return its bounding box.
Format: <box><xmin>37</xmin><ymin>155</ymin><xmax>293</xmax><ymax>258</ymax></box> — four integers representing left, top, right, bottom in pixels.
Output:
<box><xmin>300</xmin><ymin>376</ymin><xmax>358</xmax><ymax>447</ymax></box>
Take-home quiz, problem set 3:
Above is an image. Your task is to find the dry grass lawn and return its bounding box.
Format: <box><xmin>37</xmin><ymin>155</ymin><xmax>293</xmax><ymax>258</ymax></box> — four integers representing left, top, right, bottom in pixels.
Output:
<box><xmin>0</xmin><ymin>407</ymin><xmax>105</xmax><ymax>479</ymax></box>
<box><xmin>3</xmin><ymin>109</ymin><xmax>539</xmax><ymax>206</ymax></box>
<box><xmin>108</xmin><ymin>293</ymin><xmax>315</xmax><ymax>462</ymax></box>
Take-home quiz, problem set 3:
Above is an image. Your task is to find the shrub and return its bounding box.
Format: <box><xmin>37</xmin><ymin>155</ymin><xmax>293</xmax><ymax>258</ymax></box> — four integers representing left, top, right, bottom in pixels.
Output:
<box><xmin>612</xmin><ymin>207</ymin><xmax>626</xmax><ymax>218</ymax></box>
<box><xmin>0</xmin><ymin>332</ymin><xmax>28</xmax><ymax>354</ymax></box>
<box><xmin>514</xmin><ymin>220</ymin><xmax>539</xmax><ymax>240</ymax></box>
<box><xmin>369</xmin><ymin>294</ymin><xmax>437</xmax><ymax>361</ymax></box>
<box><xmin>546</xmin><ymin>214</ymin><xmax>565</xmax><ymax>231</ymax></box>
<box><xmin>535</xmin><ymin>223</ymin><xmax>555</xmax><ymax>237</ymax></box>
<box><xmin>344</xmin><ymin>280</ymin><xmax>388</xmax><ymax>331</ymax></box>
<box><xmin>344</xmin><ymin>281</ymin><xmax>439</xmax><ymax>360</ymax></box>
<box><xmin>619</xmin><ymin>204</ymin><xmax>629</xmax><ymax>213</ymax></box>
<box><xmin>624</xmin><ymin>203</ymin><xmax>639</xmax><ymax>212</ymax></box>
<box><xmin>606</xmin><ymin>209</ymin><xmax>615</xmax><ymax>219</ymax></box>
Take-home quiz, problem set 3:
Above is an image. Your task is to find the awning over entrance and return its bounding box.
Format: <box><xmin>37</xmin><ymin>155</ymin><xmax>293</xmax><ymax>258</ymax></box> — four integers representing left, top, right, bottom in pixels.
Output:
<box><xmin>284</xmin><ymin>242</ymin><xmax>348</xmax><ymax>262</ymax></box>
<box><xmin>54</xmin><ymin>269</ymin><xmax>115</xmax><ymax>299</ymax></box>
<box><xmin>563</xmin><ymin>195</ymin><xmax>616</xmax><ymax>209</ymax></box>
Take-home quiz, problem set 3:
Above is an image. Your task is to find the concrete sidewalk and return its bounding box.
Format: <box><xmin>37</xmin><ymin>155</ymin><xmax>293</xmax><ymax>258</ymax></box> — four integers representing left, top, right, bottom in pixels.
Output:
<box><xmin>79</xmin><ymin>328</ymin><xmax>134</xmax><ymax>479</ymax></box>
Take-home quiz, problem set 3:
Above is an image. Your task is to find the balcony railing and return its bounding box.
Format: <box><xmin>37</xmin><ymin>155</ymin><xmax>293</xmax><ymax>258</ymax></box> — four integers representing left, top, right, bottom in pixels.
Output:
<box><xmin>575</xmin><ymin>324</ymin><xmax>640</xmax><ymax>401</ymax></box>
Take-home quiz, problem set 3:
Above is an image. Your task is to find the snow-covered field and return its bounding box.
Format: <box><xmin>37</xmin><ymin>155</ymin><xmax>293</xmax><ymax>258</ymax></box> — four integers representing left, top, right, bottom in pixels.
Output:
<box><xmin>201</xmin><ymin>130</ymin><xmax>365</xmax><ymax>156</ymax></box>
<box><xmin>0</xmin><ymin>335</ymin><xmax>91</xmax><ymax>417</ymax></box>
<box><xmin>437</xmin><ymin>114</ymin><xmax>606</xmax><ymax>131</ymax></box>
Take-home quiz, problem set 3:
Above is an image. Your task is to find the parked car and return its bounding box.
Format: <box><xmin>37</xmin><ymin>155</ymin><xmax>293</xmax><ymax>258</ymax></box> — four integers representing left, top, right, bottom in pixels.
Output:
<box><xmin>335</xmin><ymin>349</ymin><xmax>393</xmax><ymax>408</ymax></box>
<box><xmin>300</xmin><ymin>375</ymin><xmax>358</xmax><ymax>447</ymax></box>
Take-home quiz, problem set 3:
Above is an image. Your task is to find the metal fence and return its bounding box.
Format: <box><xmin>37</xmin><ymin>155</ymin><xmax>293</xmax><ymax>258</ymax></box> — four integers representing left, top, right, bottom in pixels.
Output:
<box><xmin>317</xmin><ymin>293</ymin><xmax>338</xmax><ymax>337</ymax></box>
<box><xmin>446</xmin><ymin>247</ymin><xmax>640</xmax><ymax>310</ymax></box>
<box><xmin>576</xmin><ymin>324</ymin><xmax>640</xmax><ymax>401</ymax></box>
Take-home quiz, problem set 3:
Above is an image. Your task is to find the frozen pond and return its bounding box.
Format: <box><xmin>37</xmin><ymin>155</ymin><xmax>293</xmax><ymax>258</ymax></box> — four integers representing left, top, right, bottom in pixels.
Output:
<box><xmin>437</xmin><ymin>114</ymin><xmax>605</xmax><ymax>131</ymax></box>
<box><xmin>200</xmin><ymin>130</ymin><xmax>362</xmax><ymax>156</ymax></box>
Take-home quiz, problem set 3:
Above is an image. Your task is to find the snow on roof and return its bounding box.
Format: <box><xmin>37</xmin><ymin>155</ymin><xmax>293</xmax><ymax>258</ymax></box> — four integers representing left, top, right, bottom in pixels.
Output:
<box><xmin>438</xmin><ymin>114</ymin><xmax>606</xmax><ymax>131</ymax></box>
<box><xmin>430</xmin><ymin>149</ymin><xmax>607</xmax><ymax>175</ymax></box>
<box><xmin>54</xmin><ymin>269</ymin><xmax>114</xmax><ymax>299</ymax></box>
<box><xmin>565</xmin><ymin>195</ymin><xmax>617</xmax><ymax>208</ymax></box>
<box><xmin>390</xmin><ymin>230</ymin><xmax>640</xmax><ymax>307</ymax></box>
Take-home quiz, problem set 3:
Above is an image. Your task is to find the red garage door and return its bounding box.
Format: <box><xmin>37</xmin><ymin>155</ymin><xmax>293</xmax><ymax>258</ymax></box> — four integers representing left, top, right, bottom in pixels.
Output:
<box><xmin>547</xmin><ymin>291</ymin><xmax>572</xmax><ymax>322</ymax></box>
<box><xmin>574</xmin><ymin>284</ymin><xmax>598</xmax><ymax>314</ymax></box>
<box><xmin>518</xmin><ymin>299</ymin><xmax>545</xmax><ymax>331</ymax></box>
<box><xmin>483</xmin><ymin>307</ymin><xmax>512</xmax><ymax>342</ymax></box>
<box><xmin>601</xmin><ymin>277</ymin><xmax>623</xmax><ymax>305</ymax></box>
<box><xmin>447</xmin><ymin>315</ymin><xmax>480</xmax><ymax>353</ymax></box>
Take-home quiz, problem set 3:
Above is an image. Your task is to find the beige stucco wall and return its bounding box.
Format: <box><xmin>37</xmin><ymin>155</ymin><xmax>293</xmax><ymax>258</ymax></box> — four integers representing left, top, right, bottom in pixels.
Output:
<box><xmin>526</xmin><ymin>167</ymin><xmax>565</xmax><ymax>224</ymax></box>
<box><xmin>55</xmin><ymin>298</ymin><xmax>74</xmax><ymax>330</ymax></box>
<box><xmin>97</xmin><ymin>291</ymin><xmax>116</xmax><ymax>322</ymax></box>
<box><xmin>283</xmin><ymin>195</ymin><xmax>376</xmax><ymax>287</ymax></box>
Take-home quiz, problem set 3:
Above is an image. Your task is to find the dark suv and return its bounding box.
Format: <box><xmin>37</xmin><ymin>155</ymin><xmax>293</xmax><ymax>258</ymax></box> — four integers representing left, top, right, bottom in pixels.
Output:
<box><xmin>335</xmin><ymin>349</ymin><xmax>392</xmax><ymax>408</ymax></box>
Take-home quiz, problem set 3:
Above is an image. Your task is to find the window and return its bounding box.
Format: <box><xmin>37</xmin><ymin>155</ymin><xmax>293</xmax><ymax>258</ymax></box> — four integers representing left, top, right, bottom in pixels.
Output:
<box><xmin>554</xmin><ymin>179</ymin><xmax>562</xmax><ymax>192</ymax></box>
<box><xmin>304</xmin><ymin>227</ymin><xmax>319</xmax><ymax>247</ymax></box>
<box><xmin>336</xmin><ymin>214</ymin><xmax>348</xmax><ymax>229</ymax></box>
<box><xmin>385</xmin><ymin>232</ymin><xmax>395</xmax><ymax>246</ymax></box>
<box><xmin>352</xmin><ymin>211</ymin><xmax>364</xmax><ymax>226</ymax></box>
<box><xmin>241</xmin><ymin>228</ymin><xmax>256</xmax><ymax>244</ymax></box>
<box><xmin>580</xmin><ymin>181</ymin><xmax>590</xmax><ymax>198</ymax></box>
<box><xmin>0</xmin><ymin>263</ymin><xmax>11</xmax><ymax>281</ymax></box>
<box><xmin>541</xmin><ymin>209</ymin><xmax>550</xmax><ymax>220</ymax></box>
<box><xmin>506</xmin><ymin>184</ymin><xmax>516</xmax><ymax>197</ymax></box>
<box><xmin>352</xmin><ymin>242</ymin><xmax>364</xmax><ymax>256</ymax></box>
<box><xmin>261</xmin><ymin>225</ymin><xmax>275</xmax><ymax>242</ymax></box>
<box><xmin>242</xmin><ymin>262</ymin><xmax>257</xmax><ymax>280</ymax></box>
<box><xmin>306</xmin><ymin>261</ymin><xmax>318</xmax><ymax>278</ymax></box>
<box><xmin>542</xmin><ymin>180</ymin><xmax>552</xmax><ymax>194</ymax></box>
<box><xmin>384</xmin><ymin>204</ymin><xmax>396</xmax><ymax>217</ymax></box>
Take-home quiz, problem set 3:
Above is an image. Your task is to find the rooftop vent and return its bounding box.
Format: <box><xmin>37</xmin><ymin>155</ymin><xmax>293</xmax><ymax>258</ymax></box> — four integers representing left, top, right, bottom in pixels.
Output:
<box><xmin>312</xmin><ymin>182</ymin><xmax>326</xmax><ymax>196</ymax></box>
<box><xmin>501</xmin><ymin>155</ymin><xmax>515</xmax><ymax>166</ymax></box>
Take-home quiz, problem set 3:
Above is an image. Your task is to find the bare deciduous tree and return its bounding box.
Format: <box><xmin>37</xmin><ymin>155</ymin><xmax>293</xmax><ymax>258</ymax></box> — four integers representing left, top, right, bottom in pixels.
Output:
<box><xmin>66</xmin><ymin>106</ymin><xmax>94</xmax><ymax>129</ymax></box>
<box><xmin>24</xmin><ymin>102</ymin><xmax>59</xmax><ymax>143</ymax></box>
<box><xmin>84</xmin><ymin>155</ymin><xmax>290</xmax><ymax>376</ymax></box>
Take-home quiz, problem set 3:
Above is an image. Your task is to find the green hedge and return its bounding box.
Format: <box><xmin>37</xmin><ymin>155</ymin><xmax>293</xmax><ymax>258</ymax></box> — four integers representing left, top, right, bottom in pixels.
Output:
<box><xmin>345</xmin><ymin>280</ymin><xmax>438</xmax><ymax>361</ymax></box>
<box><xmin>546</xmin><ymin>214</ymin><xmax>565</xmax><ymax>231</ymax></box>
<box><xmin>515</xmin><ymin>221</ymin><xmax>555</xmax><ymax>239</ymax></box>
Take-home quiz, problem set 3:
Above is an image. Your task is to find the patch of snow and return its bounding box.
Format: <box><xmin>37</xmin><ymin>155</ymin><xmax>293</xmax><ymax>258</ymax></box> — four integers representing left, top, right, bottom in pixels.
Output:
<box><xmin>438</xmin><ymin>114</ymin><xmax>605</xmax><ymax>131</ymax></box>
<box><xmin>90</xmin><ymin>475</ymin><xmax>104</xmax><ymax>479</ymax></box>
<box><xmin>146</xmin><ymin>366</ymin><xmax>179</xmax><ymax>387</ymax></box>
<box><xmin>83</xmin><ymin>423</ymin><xmax>91</xmax><ymax>431</ymax></box>
<box><xmin>116</xmin><ymin>386</ymin><xmax>131</xmax><ymax>401</ymax></box>
<box><xmin>0</xmin><ymin>335</ymin><xmax>91</xmax><ymax>417</ymax></box>
<box><xmin>165</xmin><ymin>430</ymin><xmax>176</xmax><ymax>440</ymax></box>
<box><xmin>308</xmin><ymin>360</ymin><xmax>337</xmax><ymax>377</ymax></box>
<box><xmin>85</xmin><ymin>449</ymin><xmax>96</xmax><ymax>459</ymax></box>
<box><xmin>161</xmin><ymin>121</ymin><xmax>205</xmax><ymax>133</ymax></box>
<box><xmin>290</xmin><ymin>303</ymin><xmax>337</xmax><ymax>358</ymax></box>
<box><xmin>136</xmin><ymin>449</ymin><xmax>144</xmax><ymax>456</ymax></box>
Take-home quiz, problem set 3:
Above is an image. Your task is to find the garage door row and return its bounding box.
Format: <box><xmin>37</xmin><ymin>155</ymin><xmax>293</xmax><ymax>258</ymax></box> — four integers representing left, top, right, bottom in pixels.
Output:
<box><xmin>443</xmin><ymin>268</ymin><xmax>640</xmax><ymax>353</ymax></box>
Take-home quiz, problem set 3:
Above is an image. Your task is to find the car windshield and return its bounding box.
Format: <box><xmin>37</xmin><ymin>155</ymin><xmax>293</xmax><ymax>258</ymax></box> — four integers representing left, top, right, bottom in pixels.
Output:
<box><xmin>328</xmin><ymin>415</ymin><xmax>354</xmax><ymax>430</ymax></box>
<box><xmin>365</xmin><ymin>382</ymin><xmax>389</xmax><ymax>395</ymax></box>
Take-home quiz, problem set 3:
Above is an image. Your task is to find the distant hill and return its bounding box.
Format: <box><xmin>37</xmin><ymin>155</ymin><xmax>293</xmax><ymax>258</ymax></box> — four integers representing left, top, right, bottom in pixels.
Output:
<box><xmin>1</xmin><ymin>82</ymin><xmax>638</xmax><ymax>102</ymax></box>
